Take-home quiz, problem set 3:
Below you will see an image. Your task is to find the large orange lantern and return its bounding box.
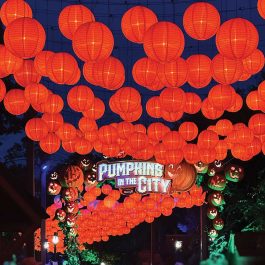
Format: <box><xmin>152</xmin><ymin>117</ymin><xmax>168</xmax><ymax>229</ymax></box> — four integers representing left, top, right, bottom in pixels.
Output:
<box><xmin>14</xmin><ymin>60</ymin><xmax>41</xmax><ymax>87</ymax></box>
<box><xmin>154</xmin><ymin>143</ymin><xmax>167</xmax><ymax>164</ymax></box>
<box><xmin>24</xmin><ymin>83</ymin><xmax>49</xmax><ymax>105</ymax></box>
<box><xmin>43</xmin><ymin>94</ymin><xmax>64</xmax><ymax>114</ymax></box>
<box><xmin>183</xmin><ymin>144</ymin><xmax>200</xmax><ymax>164</ymax></box>
<box><xmin>226</xmin><ymin>93</ymin><xmax>243</xmax><ymax>112</ymax></box>
<box><xmin>0</xmin><ymin>44</ymin><xmax>23</xmax><ymax>76</ymax></box>
<box><xmin>184</xmin><ymin>92</ymin><xmax>202</xmax><ymax>114</ymax></box>
<box><xmin>162</xmin><ymin>131</ymin><xmax>186</xmax><ymax>150</ymax></box>
<box><xmin>40</xmin><ymin>133</ymin><xmax>61</xmax><ymax>154</ymax></box>
<box><xmin>67</xmin><ymin>85</ymin><xmax>94</xmax><ymax>112</ymax></box>
<box><xmin>183</xmin><ymin>2</ymin><xmax>220</xmax><ymax>40</ymax></box>
<box><xmin>157</xmin><ymin>57</ymin><xmax>188</xmax><ymax>87</ymax></box>
<box><xmin>56</xmin><ymin>123</ymin><xmax>77</xmax><ymax>141</ymax></box>
<box><xmin>146</xmin><ymin>96</ymin><xmax>161</xmax><ymax>118</ymax></box>
<box><xmin>46</xmin><ymin>53</ymin><xmax>79</xmax><ymax>85</ymax></box>
<box><xmin>186</xmin><ymin>54</ymin><xmax>212</xmax><ymax>89</ymax></box>
<box><xmin>143</xmin><ymin>22</ymin><xmax>185</xmax><ymax>63</ymax></box>
<box><xmin>211</xmin><ymin>54</ymin><xmax>243</xmax><ymax>84</ymax></box>
<box><xmin>41</xmin><ymin>113</ymin><xmax>64</xmax><ymax>133</ymax></box>
<box><xmin>215</xmin><ymin>140</ymin><xmax>228</xmax><ymax>160</ymax></box>
<box><xmin>199</xmin><ymin>148</ymin><xmax>216</xmax><ymax>164</ymax></box>
<box><xmin>0</xmin><ymin>79</ymin><xmax>6</xmax><ymax>102</ymax></box>
<box><xmin>59</xmin><ymin>5</ymin><xmax>95</xmax><ymax>40</ymax></box>
<box><xmin>198</xmin><ymin>130</ymin><xmax>219</xmax><ymax>149</ymax></box>
<box><xmin>117</xmin><ymin>122</ymin><xmax>134</xmax><ymax>139</ymax></box>
<box><xmin>33</xmin><ymin>51</ymin><xmax>54</xmax><ymax>77</ymax></box>
<box><xmin>216</xmin><ymin>18</ymin><xmax>259</xmax><ymax>60</ymax></box>
<box><xmin>25</xmin><ymin>118</ymin><xmax>49</xmax><ymax>141</ymax></box>
<box><xmin>215</xmin><ymin>119</ymin><xmax>233</xmax><ymax>136</ymax></box>
<box><xmin>246</xmin><ymin>91</ymin><xmax>265</xmax><ymax>111</ymax></box>
<box><xmin>208</xmin><ymin>84</ymin><xmax>236</xmax><ymax>111</ymax></box>
<box><xmin>129</xmin><ymin>132</ymin><xmax>148</xmax><ymax>151</ymax></box>
<box><xmin>165</xmin><ymin>149</ymin><xmax>183</xmax><ymax>164</ymax></box>
<box><xmin>258</xmin><ymin>81</ymin><xmax>265</xmax><ymax>100</ymax></box>
<box><xmin>120</xmin><ymin>107</ymin><xmax>142</xmax><ymax>122</ymax></box>
<box><xmin>98</xmin><ymin>125</ymin><xmax>118</xmax><ymax>144</ymax></box>
<box><xmin>121</xmin><ymin>6</ymin><xmax>158</xmax><ymax>44</ymax></box>
<box><xmin>4</xmin><ymin>17</ymin><xmax>46</xmax><ymax>59</ymax></box>
<box><xmin>72</xmin><ymin>22</ymin><xmax>114</xmax><ymax>62</ymax></box>
<box><xmin>83</xmin><ymin>61</ymin><xmax>99</xmax><ymax>86</ymax></box>
<box><xmin>75</xmin><ymin>138</ymin><xmax>93</xmax><ymax>155</ymax></box>
<box><xmin>147</xmin><ymin>123</ymin><xmax>170</xmax><ymax>142</ymax></box>
<box><xmin>161</xmin><ymin>110</ymin><xmax>183</xmax><ymax>122</ymax></box>
<box><xmin>4</xmin><ymin>88</ymin><xmax>30</xmax><ymax>115</ymax></box>
<box><xmin>78</xmin><ymin>117</ymin><xmax>97</xmax><ymax>133</ymax></box>
<box><xmin>179</xmin><ymin>122</ymin><xmax>198</xmax><ymax>141</ymax></box>
<box><xmin>242</xmin><ymin>49</ymin><xmax>264</xmax><ymax>75</ymax></box>
<box><xmin>82</xmin><ymin>97</ymin><xmax>105</xmax><ymax>120</ymax></box>
<box><xmin>248</xmin><ymin>113</ymin><xmax>265</xmax><ymax>135</ymax></box>
<box><xmin>258</xmin><ymin>0</ymin><xmax>265</xmax><ymax>19</ymax></box>
<box><xmin>159</xmin><ymin>87</ymin><xmax>186</xmax><ymax>112</ymax></box>
<box><xmin>0</xmin><ymin>0</ymin><xmax>32</xmax><ymax>26</ymax></box>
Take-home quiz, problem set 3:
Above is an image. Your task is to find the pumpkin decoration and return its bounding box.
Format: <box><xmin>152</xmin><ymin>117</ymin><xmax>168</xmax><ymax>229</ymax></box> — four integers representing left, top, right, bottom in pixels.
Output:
<box><xmin>65</xmin><ymin>201</ymin><xmax>79</xmax><ymax>214</ymax></box>
<box><xmin>213</xmin><ymin>217</ymin><xmax>224</xmax><ymax>230</ymax></box>
<box><xmin>225</xmin><ymin>164</ymin><xmax>244</xmax><ymax>182</ymax></box>
<box><xmin>48</xmin><ymin>181</ymin><xmax>61</xmax><ymax>195</ymax></box>
<box><xmin>79</xmin><ymin>158</ymin><xmax>93</xmax><ymax>171</ymax></box>
<box><xmin>66</xmin><ymin>214</ymin><xmax>76</xmax><ymax>227</ymax></box>
<box><xmin>59</xmin><ymin>165</ymin><xmax>84</xmax><ymax>188</ymax></box>
<box><xmin>69</xmin><ymin>228</ymin><xmax>77</xmax><ymax>237</ymax></box>
<box><xmin>208</xmin><ymin>228</ymin><xmax>218</xmax><ymax>238</ymax></box>
<box><xmin>84</xmin><ymin>165</ymin><xmax>97</xmax><ymax>187</ymax></box>
<box><xmin>207</xmin><ymin>206</ymin><xmax>218</xmax><ymax>220</ymax></box>
<box><xmin>55</xmin><ymin>209</ymin><xmax>67</xmax><ymax>222</ymax></box>
<box><xmin>165</xmin><ymin>161</ymin><xmax>196</xmax><ymax>192</ymax></box>
<box><xmin>62</xmin><ymin>187</ymin><xmax>79</xmax><ymax>202</ymax></box>
<box><xmin>208</xmin><ymin>191</ymin><xmax>225</xmax><ymax>207</ymax></box>
<box><xmin>50</xmin><ymin>171</ymin><xmax>59</xmax><ymax>180</ymax></box>
<box><xmin>194</xmin><ymin>162</ymin><xmax>208</xmax><ymax>174</ymax></box>
<box><xmin>208</xmin><ymin>174</ymin><xmax>226</xmax><ymax>191</ymax></box>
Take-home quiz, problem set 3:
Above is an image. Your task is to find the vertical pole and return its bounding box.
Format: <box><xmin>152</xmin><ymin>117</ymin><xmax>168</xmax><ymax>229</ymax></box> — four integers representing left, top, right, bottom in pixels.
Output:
<box><xmin>41</xmin><ymin>167</ymin><xmax>47</xmax><ymax>265</ymax></box>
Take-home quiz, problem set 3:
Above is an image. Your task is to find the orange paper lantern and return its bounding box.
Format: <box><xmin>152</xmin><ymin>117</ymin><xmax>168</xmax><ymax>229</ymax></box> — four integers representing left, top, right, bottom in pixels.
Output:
<box><xmin>242</xmin><ymin>49</ymin><xmax>264</xmax><ymax>75</ymax></box>
<box><xmin>0</xmin><ymin>79</ymin><xmax>6</xmax><ymax>102</ymax></box>
<box><xmin>184</xmin><ymin>92</ymin><xmax>202</xmax><ymax>114</ymax></box>
<box><xmin>82</xmin><ymin>97</ymin><xmax>105</xmax><ymax>120</ymax></box>
<box><xmin>33</xmin><ymin>51</ymin><xmax>54</xmax><ymax>77</ymax></box>
<box><xmin>24</xmin><ymin>83</ymin><xmax>49</xmax><ymax>105</ymax></box>
<box><xmin>40</xmin><ymin>133</ymin><xmax>61</xmax><ymax>154</ymax></box>
<box><xmin>25</xmin><ymin>118</ymin><xmax>49</xmax><ymax>141</ymax></box>
<box><xmin>41</xmin><ymin>113</ymin><xmax>64</xmax><ymax>132</ymax></box>
<box><xmin>179</xmin><ymin>122</ymin><xmax>198</xmax><ymax>141</ymax></box>
<box><xmin>146</xmin><ymin>96</ymin><xmax>161</xmax><ymax>118</ymax></box>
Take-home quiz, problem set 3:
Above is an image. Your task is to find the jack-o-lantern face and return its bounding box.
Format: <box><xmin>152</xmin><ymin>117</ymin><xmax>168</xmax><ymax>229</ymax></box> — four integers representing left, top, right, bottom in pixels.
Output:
<box><xmin>50</xmin><ymin>171</ymin><xmax>59</xmax><ymax>180</ymax></box>
<box><xmin>117</xmin><ymin>150</ymin><xmax>126</xmax><ymax>158</ymax></box>
<box><xmin>213</xmin><ymin>217</ymin><xmax>224</xmax><ymax>230</ymax></box>
<box><xmin>55</xmin><ymin>209</ymin><xmax>66</xmax><ymax>222</ymax></box>
<box><xmin>207</xmin><ymin>160</ymin><xmax>223</xmax><ymax>176</ymax></box>
<box><xmin>69</xmin><ymin>227</ymin><xmax>77</xmax><ymax>237</ymax></box>
<box><xmin>225</xmin><ymin>165</ymin><xmax>244</xmax><ymax>182</ymax></box>
<box><xmin>207</xmin><ymin>206</ymin><xmax>218</xmax><ymax>220</ymax></box>
<box><xmin>62</xmin><ymin>187</ymin><xmax>78</xmax><ymax>202</ymax></box>
<box><xmin>194</xmin><ymin>162</ymin><xmax>208</xmax><ymax>174</ymax></box>
<box><xmin>65</xmin><ymin>201</ymin><xmax>79</xmax><ymax>214</ymax></box>
<box><xmin>208</xmin><ymin>174</ymin><xmax>226</xmax><ymax>191</ymax></box>
<box><xmin>208</xmin><ymin>191</ymin><xmax>225</xmax><ymax>207</ymax></box>
<box><xmin>79</xmin><ymin>158</ymin><xmax>92</xmax><ymax>171</ymax></box>
<box><xmin>66</xmin><ymin>214</ymin><xmax>76</xmax><ymax>227</ymax></box>
<box><xmin>59</xmin><ymin>165</ymin><xmax>84</xmax><ymax>188</ymax></box>
<box><xmin>48</xmin><ymin>181</ymin><xmax>61</xmax><ymax>195</ymax></box>
<box><xmin>165</xmin><ymin>162</ymin><xmax>196</xmax><ymax>192</ymax></box>
<box><xmin>84</xmin><ymin>165</ymin><xmax>97</xmax><ymax>187</ymax></box>
<box><xmin>208</xmin><ymin>228</ymin><xmax>218</xmax><ymax>238</ymax></box>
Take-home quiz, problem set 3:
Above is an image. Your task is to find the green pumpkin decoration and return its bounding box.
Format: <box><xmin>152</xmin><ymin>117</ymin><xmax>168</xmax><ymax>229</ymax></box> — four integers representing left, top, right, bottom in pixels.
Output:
<box><xmin>194</xmin><ymin>161</ymin><xmax>208</xmax><ymax>174</ymax></box>
<box><xmin>208</xmin><ymin>228</ymin><xmax>218</xmax><ymax>238</ymax></box>
<box><xmin>207</xmin><ymin>206</ymin><xmax>218</xmax><ymax>220</ymax></box>
<box><xmin>213</xmin><ymin>217</ymin><xmax>224</xmax><ymax>230</ymax></box>
<box><xmin>208</xmin><ymin>191</ymin><xmax>225</xmax><ymax>207</ymax></box>
<box><xmin>208</xmin><ymin>174</ymin><xmax>226</xmax><ymax>191</ymax></box>
<box><xmin>225</xmin><ymin>164</ymin><xmax>244</xmax><ymax>183</ymax></box>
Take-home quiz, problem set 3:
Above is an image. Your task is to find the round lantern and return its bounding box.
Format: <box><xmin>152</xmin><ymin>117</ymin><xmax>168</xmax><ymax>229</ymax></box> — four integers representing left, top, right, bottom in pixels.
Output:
<box><xmin>121</xmin><ymin>6</ymin><xmax>158</xmax><ymax>43</ymax></box>
<box><xmin>60</xmin><ymin>165</ymin><xmax>84</xmax><ymax>188</ymax></box>
<box><xmin>197</xmin><ymin>130</ymin><xmax>219</xmax><ymax>149</ymax></box>
<box><xmin>4</xmin><ymin>89</ymin><xmax>30</xmax><ymax>115</ymax></box>
<box><xmin>14</xmin><ymin>60</ymin><xmax>41</xmax><ymax>87</ymax></box>
<box><xmin>0</xmin><ymin>79</ymin><xmax>6</xmax><ymax>102</ymax></box>
<box><xmin>98</xmin><ymin>125</ymin><xmax>118</xmax><ymax>144</ymax></box>
<box><xmin>56</xmin><ymin>123</ymin><xmax>77</xmax><ymax>141</ymax></box>
<box><xmin>184</xmin><ymin>92</ymin><xmax>202</xmax><ymax>114</ymax></box>
<box><xmin>59</xmin><ymin>5</ymin><xmax>95</xmax><ymax>40</ymax></box>
<box><xmin>154</xmin><ymin>143</ymin><xmax>167</xmax><ymax>164</ymax></box>
<box><xmin>242</xmin><ymin>49</ymin><xmax>264</xmax><ymax>75</ymax></box>
<box><xmin>199</xmin><ymin>148</ymin><xmax>216</xmax><ymax>164</ymax></box>
<box><xmin>42</xmin><ymin>113</ymin><xmax>64</xmax><ymax>132</ymax></box>
<box><xmin>128</xmin><ymin>132</ymin><xmax>148</xmax><ymax>151</ymax></box>
<box><xmin>215</xmin><ymin>140</ymin><xmax>228</xmax><ymax>161</ymax></box>
<box><xmin>24</xmin><ymin>83</ymin><xmax>49</xmax><ymax>105</ymax></box>
<box><xmin>231</xmin><ymin>144</ymin><xmax>253</xmax><ymax>161</ymax></box>
<box><xmin>201</xmin><ymin>98</ymin><xmax>224</xmax><ymax>120</ymax></box>
<box><xmin>147</xmin><ymin>123</ymin><xmax>170</xmax><ymax>142</ymax></box>
<box><xmin>62</xmin><ymin>138</ymin><xmax>78</xmax><ymax>153</ymax></box>
<box><xmin>165</xmin><ymin>149</ymin><xmax>183</xmax><ymax>165</ymax></box>
<box><xmin>161</xmin><ymin>110</ymin><xmax>183</xmax><ymax>122</ymax></box>
<box><xmin>186</xmin><ymin>54</ymin><xmax>212</xmax><ymax>89</ymax></box>
<box><xmin>143</xmin><ymin>21</ymin><xmax>185</xmax><ymax>63</ymax></box>
<box><xmin>67</xmin><ymin>85</ymin><xmax>94</xmax><ymax>112</ymax></box>
<box><xmin>0</xmin><ymin>0</ymin><xmax>32</xmax><ymax>26</ymax></box>
<box><xmin>33</xmin><ymin>51</ymin><xmax>54</xmax><ymax>77</ymax></box>
<box><xmin>208</xmin><ymin>84</ymin><xmax>236</xmax><ymax>111</ymax></box>
<box><xmin>179</xmin><ymin>122</ymin><xmax>198</xmax><ymax>141</ymax></box>
<box><xmin>25</xmin><ymin>118</ymin><xmax>49</xmax><ymax>141</ymax></box>
<box><xmin>146</xmin><ymin>96</ymin><xmax>161</xmax><ymax>118</ymax></box>
<box><xmin>246</xmin><ymin>91</ymin><xmax>265</xmax><ymax>111</ymax></box>
<box><xmin>43</xmin><ymin>94</ymin><xmax>64</xmax><ymax>114</ymax></box>
<box><xmin>72</xmin><ymin>21</ymin><xmax>114</xmax><ymax>62</ymax></box>
<box><xmin>4</xmin><ymin>17</ymin><xmax>46</xmax><ymax>59</ymax></box>
<box><xmin>215</xmin><ymin>119</ymin><xmax>233</xmax><ymax>136</ymax></box>
<box><xmin>183</xmin><ymin>2</ymin><xmax>220</xmax><ymax>40</ymax></box>
<box><xmin>213</xmin><ymin>217</ymin><xmax>224</xmax><ymax>231</ymax></box>
<box><xmin>226</xmin><ymin>93</ymin><xmax>243</xmax><ymax>112</ymax></box>
<box><xmin>83</xmin><ymin>61</ymin><xmax>99</xmax><ymax>86</ymax></box>
<box><xmin>246</xmin><ymin>137</ymin><xmax>262</xmax><ymax>156</ymax></box>
<box><xmin>216</xmin><ymin>18</ymin><xmax>259</xmax><ymax>60</ymax></box>
<box><xmin>93</xmin><ymin>56</ymin><xmax>125</xmax><ymax>90</ymax></box>
<box><xmin>78</xmin><ymin>117</ymin><xmax>98</xmax><ymax>133</ymax></box>
<box><xmin>183</xmin><ymin>144</ymin><xmax>200</xmax><ymax>164</ymax></box>
<box><xmin>258</xmin><ymin>80</ymin><xmax>265</xmax><ymax>100</ymax></box>
<box><xmin>211</xmin><ymin>54</ymin><xmax>243</xmax><ymax>85</ymax></box>
<box><xmin>0</xmin><ymin>44</ymin><xmax>23</xmax><ymax>76</ymax></box>
<box><xmin>40</xmin><ymin>133</ymin><xmax>61</xmax><ymax>154</ymax></box>
<box><xmin>84</xmin><ymin>130</ymin><xmax>98</xmax><ymax>143</ymax></box>
<box><xmin>159</xmin><ymin>87</ymin><xmax>186</xmax><ymax>112</ymax></box>
<box><xmin>248</xmin><ymin>113</ymin><xmax>265</xmax><ymax>135</ymax></box>
<box><xmin>258</xmin><ymin>0</ymin><xmax>265</xmax><ymax>19</ymax></box>
<box><xmin>120</xmin><ymin>107</ymin><xmax>142</xmax><ymax>122</ymax></box>
<box><xmin>75</xmin><ymin>138</ymin><xmax>93</xmax><ymax>155</ymax></box>
<box><xmin>162</xmin><ymin>131</ymin><xmax>186</xmax><ymax>150</ymax></box>
<box><xmin>83</xmin><ymin>97</ymin><xmax>105</xmax><ymax>120</ymax></box>
<box><xmin>157</xmin><ymin>57</ymin><xmax>188</xmax><ymax>87</ymax></box>
<box><xmin>117</xmin><ymin>121</ymin><xmax>134</xmax><ymax>139</ymax></box>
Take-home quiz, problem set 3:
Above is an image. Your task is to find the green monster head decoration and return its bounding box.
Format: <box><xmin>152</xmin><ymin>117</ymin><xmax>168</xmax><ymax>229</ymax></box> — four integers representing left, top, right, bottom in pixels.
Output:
<box><xmin>207</xmin><ymin>206</ymin><xmax>218</xmax><ymax>220</ymax></box>
<box><xmin>194</xmin><ymin>161</ymin><xmax>208</xmax><ymax>174</ymax></box>
<box><xmin>225</xmin><ymin>164</ymin><xmax>244</xmax><ymax>183</ymax></box>
<box><xmin>208</xmin><ymin>228</ymin><xmax>218</xmax><ymax>238</ymax></box>
<box><xmin>213</xmin><ymin>217</ymin><xmax>224</xmax><ymax>230</ymax></box>
<box><xmin>208</xmin><ymin>174</ymin><xmax>227</xmax><ymax>191</ymax></box>
<box><xmin>208</xmin><ymin>191</ymin><xmax>225</xmax><ymax>207</ymax></box>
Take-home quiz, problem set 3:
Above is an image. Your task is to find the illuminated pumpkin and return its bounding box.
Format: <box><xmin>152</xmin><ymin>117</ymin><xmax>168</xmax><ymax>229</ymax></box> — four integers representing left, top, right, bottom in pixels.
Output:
<box><xmin>72</xmin><ymin>22</ymin><xmax>114</xmax><ymax>62</ymax></box>
<box><xmin>146</xmin><ymin>96</ymin><xmax>161</xmax><ymax>118</ymax></box>
<box><xmin>82</xmin><ymin>97</ymin><xmax>105</xmax><ymax>120</ymax></box>
<box><xmin>186</xmin><ymin>54</ymin><xmax>212</xmax><ymax>89</ymax></box>
<box><xmin>143</xmin><ymin>21</ymin><xmax>185</xmax><ymax>63</ymax></box>
<box><xmin>62</xmin><ymin>187</ymin><xmax>79</xmax><ymax>202</ymax></box>
<box><xmin>248</xmin><ymin>113</ymin><xmax>265</xmax><ymax>135</ymax></box>
<box><xmin>147</xmin><ymin>123</ymin><xmax>170</xmax><ymax>142</ymax></box>
<box><xmin>211</xmin><ymin>54</ymin><xmax>243</xmax><ymax>84</ymax></box>
<box><xmin>24</xmin><ymin>83</ymin><xmax>49</xmax><ymax>105</ymax></box>
<box><xmin>121</xmin><ymin>6</ymin><xmax>158</xmax><ymax>43</ymax></box>
<box><xmin>216</xmin><ymin>18</ymin><xmax>259</xmax><ymax>59</ymax></box>
<box><xmin>208</xmin><ymin>174</ymin><xmax>226</xmax><ymax>191</ymax></box>
<box><xmin>179</xmin><ymin>122</ymin><xmax>198</xmax><ymax>141</ymax></box>
<box><xmin>207</xmin><ymin>206</ymin><xmax>218</xmax><ymax>220</ymax></box>
<box><xmin>183</xmin><ymin>2</ymin><xmax>220</xmax><ymax>40</ymax></box>
<box><xmin>33</xmin><ymin>50</ymin><xmax>54</xmax><ymax>77</ymax></box>
<box><xmin>0</xmin><ymin>79</ymin><xmax>6</xmax><ymax>102</ymax></box>
<box><xmin>59</xmin><ymin>5</ymin><xmax>95</xmax><ymax>40</ymax></box>
<box><xmin>56</xmin><ymin>123</ymin><xmax>77</xmax><ymax>141</ymax></box>
<box><xmin>4</xmin><ymin>17</ymin><xmax>46</xmax><ymax>59</ymax></box>
<box><xmin>201</xmin><ymin>98</ymin><xmax>224</xmax><ymax>120</ymax></box>
<box><xmin>41</xmin><ymin>113</ymin><xmax>64</xmax><ymax>133</ymax></box>
<box><xmin>225</xmin><ymin>164</ymin><xmax>244</xmax><ymax>182</ymax></box>
<box><xmin>4</xmin><ymin>89</ymin><xmax>30</xmax><ymax>115</ymax></box>
<box><xmin>0</xmin><ymin>0</ymin><xmax>32</xmax><ymax>26</ymax></box>
<box><xmin>60</xmin><ymin>165</ymin><xmax>84</xmax><ymax>188</ymax></box>
<box><xmin>184</xmin><ymin>92</ymin><xmax>202</xmax><ymax>114</ymax></box>
<box><xmin>40</xmin><ymin>133</ymin><xmax>61</xmax><ymax>154</ymax></box>
<box><xmin>213</xmin><ymin>217</ymin><xmax>224</xmax><ymax>231</ymax></box>
<box><xmin>165</xmin><ymin>161</ymin><xmax>196</xmax><ymax>192</ymax></box>
<box><xmin>25</xmin><ymin>118</ymin><xmax>49</xmax><ymax>141</ymax></box>
<box><xmin>43</xmin><ymin>94</ymin><xmax>64</xmax><ymax>114</ymax></box>
<box><xmin>14</xmin><ymin>60</ymin><xmax>41</xmax><ymax>87</ymax></box>
<box><xmin>242</xmin><ymin>49</ymin><xmax>264</xmax><ymax>75</ymax></box>
<box><xmin>48</xmin><ymin>181</ymin><xmax>61</xmax><ymax>195</ymax></box>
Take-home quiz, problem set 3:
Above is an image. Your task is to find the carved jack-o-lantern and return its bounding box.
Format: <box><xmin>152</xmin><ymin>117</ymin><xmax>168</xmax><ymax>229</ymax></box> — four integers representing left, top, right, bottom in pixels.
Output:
<box><xmin>84</xmin><ymin>165</ymin><xmax>97</xmax><ymax>187</ymax></box>
<box><xmin>208</xmin><ymin>228</ymin><xmax>218</xmax><ymax>238</ymax></box>
<box><xmin>117</xmin><ymin>150</ymin><xmax>126</xmax><ymax>158</ymax></box>
<box><xmin>48</xmin><ymin>181</ymin><xmax>61</xmax><ymax>195</ymax></box>
<box><xmin>165</xmin><ymin>161</ymin><xmax>196</xmax><ymax>192</ymax></box>
<box><xmin>208</xmin><ymin>191</ymin><xmax>225</xmax><ymax>207</ymax></box>
<box><xmin>62</xmin><ymin>187</ymin><xmax>79</xmax><ymax>202</ymax></box>
<box><xmin>66</xmin><ymin>214</ymin><xmax>76</xmax><ymax>227</ymax></box>
<box><xmin>213</xmin><ymin>217</ymin><xmax>224</xmax><ymax>230</ymax></box>
<box><xmin>225</xmin><ymin>164</ymin><xmax>244</xmax><ymax>182</ymax></box>
<box><xmin>69</xmin><ymin>227</ymin><xmax>77</xmax><ymax>237</ymax></box>
<box><xmin>207</xmin><ymin>206</ymin><xmax>218</xmax><ymax>220</ymax></box>
<box><xmin>59</xmin><ymin>165</ymin><xmax>84</xmax><ymax>188</ymax></box>
<box><xmin>208</xmin><ymin>174</ymin><xmax>226</xmax><ymax>191</ymax></box>
<box><xmin>55</xmin><ymin>209</ymin><xmax>66</xmax><ymax>222</ymax></box>
<box><xmin>207</xmin><ymin>160</ymin><xmax>223</xmax><ymax>176</ymax></box>
<box><xmin>79</xmin><ymin>158</ymin><xmax>93</xmax><ymax>171</ymax></box>
<box><xmin>50</xmin><ymin>171</ymin><xmax>59</xmax><ymax>180</ymax></box>
<box><xmin>194</xmin><ymin>161</ymin><xmax>208</xmax><ymax>174</ymax></box>
<box><xmin>65</xmin><ymin>201</ymin><xmax>79</xmax><ymax>214</ymax></box>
